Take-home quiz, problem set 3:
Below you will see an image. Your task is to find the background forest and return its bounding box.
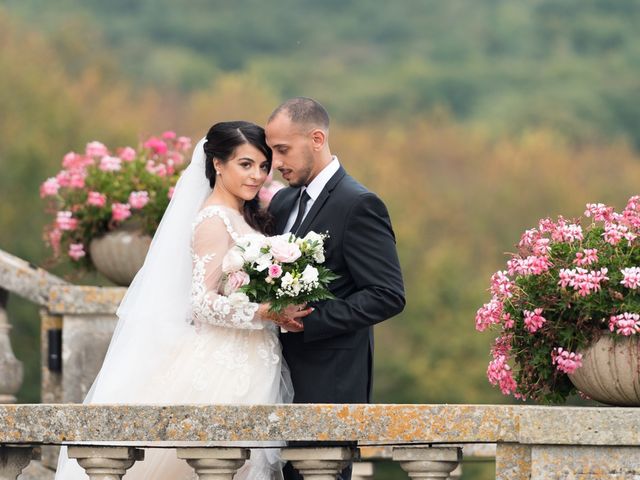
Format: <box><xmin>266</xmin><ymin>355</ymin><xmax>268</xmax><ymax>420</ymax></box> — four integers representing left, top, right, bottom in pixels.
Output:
<box><xmin>2</xmin><ymin>1</ymin><xmax>640</xmax><ymax>478</ymax></box>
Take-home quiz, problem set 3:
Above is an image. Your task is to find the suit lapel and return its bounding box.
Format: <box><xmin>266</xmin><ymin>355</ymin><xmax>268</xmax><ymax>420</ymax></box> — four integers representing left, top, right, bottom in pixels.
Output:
<box><xmin>297</xmin><ymin>166</ymin><xmax>346</xmax><ymax>236</ymax></box>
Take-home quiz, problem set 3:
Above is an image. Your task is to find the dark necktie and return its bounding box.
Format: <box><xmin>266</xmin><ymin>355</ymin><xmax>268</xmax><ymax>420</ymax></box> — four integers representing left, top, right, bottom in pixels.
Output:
<box><xmin>289</xmin><ymin>190</ymin><xmax>311</xmax><ymax>234</ymax></box>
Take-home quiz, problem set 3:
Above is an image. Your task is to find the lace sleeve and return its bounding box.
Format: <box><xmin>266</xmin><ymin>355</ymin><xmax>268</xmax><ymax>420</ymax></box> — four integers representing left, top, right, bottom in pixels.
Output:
<box><xmin>190</xmin><ymin>208</ymin><xmax>263</xmax><ymax>330</ymax></box>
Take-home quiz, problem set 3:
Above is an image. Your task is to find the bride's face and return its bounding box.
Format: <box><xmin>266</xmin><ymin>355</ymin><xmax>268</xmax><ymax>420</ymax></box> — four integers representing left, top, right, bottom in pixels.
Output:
<box><xmin>214</xmin><ymin>143</ymin><xmax>270</xmax><ymax>201</ymax></box>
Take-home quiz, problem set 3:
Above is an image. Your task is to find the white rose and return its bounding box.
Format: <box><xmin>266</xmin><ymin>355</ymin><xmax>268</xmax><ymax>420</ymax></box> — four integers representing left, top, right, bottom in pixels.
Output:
<box><xmin>301</xmin><ymin>265</ymin><xmax>319</xmax><ymax>284</ymax></box>
<box><xmin>313</xmin><ymin>250</ymin><xmax>325</xmax><ymax>264</ymax></box>
<box><xmin>270</xmin><ymin>235</ymin><xmax>302</xmax><ymax>263</ymax></box>
<box><xmin>255</xmin><ymin>253</ymin><xmax>273</xmax><ymax>272</ymax></box>
<box><xmin>303</xmin><ymin>231</ymin><xmax>324</xmax><ymax>245</ymax></box>
<box><xmin>242</xmin><ymin>234</ymin><xmax>267</xmax><ymax>262</ymax></box>
<box><xmin>280</xmin><ymin>272</ymin><xmax>295</xmax><ymax>288</ymax></box>
<box><xmin>222</xmin><ymin>248</ymin><xmax>244</xmax><ymax>273</ymax></box>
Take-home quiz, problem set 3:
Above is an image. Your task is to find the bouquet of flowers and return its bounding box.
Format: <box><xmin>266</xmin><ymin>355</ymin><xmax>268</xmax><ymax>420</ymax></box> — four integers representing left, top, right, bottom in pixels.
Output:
<box><xmin>41</xmin><ymin>132</ymin><xmax>192</xmax><ymax>268</ymax></box>
<box><xmin>476</xmin><ymin>195</ymin><xmax>640</xmax><ymax>403</ymax></box>
<box><xmin>222</xmin><ymin>231</ymin><xmax>338</xmax><ymax>312</ymax></box>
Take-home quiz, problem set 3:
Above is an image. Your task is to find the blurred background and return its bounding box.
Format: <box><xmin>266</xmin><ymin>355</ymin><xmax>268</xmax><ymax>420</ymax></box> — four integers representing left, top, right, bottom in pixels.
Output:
<box><xmin>2</xmin><ymin>1</ymin><xmax>640</xmax><ymax>478</ymax></box>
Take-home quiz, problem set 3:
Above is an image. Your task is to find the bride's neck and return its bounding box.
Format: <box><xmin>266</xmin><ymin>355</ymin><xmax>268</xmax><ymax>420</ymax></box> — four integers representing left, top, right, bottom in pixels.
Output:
<box><xmin>206</xmin><ymin>188</ymin><xmax>244</xmax><ymax>213</ymax></box>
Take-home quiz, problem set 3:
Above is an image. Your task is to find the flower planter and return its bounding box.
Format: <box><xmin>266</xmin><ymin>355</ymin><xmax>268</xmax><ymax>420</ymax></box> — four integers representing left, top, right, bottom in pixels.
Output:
<box><xmin>568</xmin><ymin>334</ymin><xmax>640</xmax><ymax>406</ymax></box>
<box><xmin>89</xmin><ymin>229</ymin><xmax>151</xmax><ymax>286</ymax></box>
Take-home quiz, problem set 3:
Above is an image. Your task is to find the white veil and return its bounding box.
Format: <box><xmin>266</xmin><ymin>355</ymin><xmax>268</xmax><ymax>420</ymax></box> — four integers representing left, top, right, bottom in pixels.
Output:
<box><xmin>85</xmin><ymin>138</ymin><xmax>212</xmax><ymax>403</ymax></box>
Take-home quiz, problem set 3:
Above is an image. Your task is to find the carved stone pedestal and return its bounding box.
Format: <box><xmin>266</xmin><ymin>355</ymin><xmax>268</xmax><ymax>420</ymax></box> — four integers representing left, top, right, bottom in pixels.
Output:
<box><xmin>0</xmin><ymin>446</ymin><xmax>36</xmax><ymax>480</ymax></box>
<box><xmin>281</xmin><ymin>447</ymin><xmax>358</xmax><ymax>480</ymax></box>
<box><xmin>392</xmin><ymin>446</ymin><xmax>461</xmax><ymax>479</ymax></box>
<box><xmin>67</xmin><ymin>446</ymin><xmax>144</xmax><ymax>480</ymax></box>
<box><xmin>176</xmin><ymin>447</ymin><xmax>250</xmax><ymax>480</ymax></box>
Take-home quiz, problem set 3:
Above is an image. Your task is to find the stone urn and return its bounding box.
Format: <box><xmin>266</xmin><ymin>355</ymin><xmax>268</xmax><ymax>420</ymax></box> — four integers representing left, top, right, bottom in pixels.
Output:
<box><xmin>568</xmin><ymin>333</ymin><xmax>640</xmax><ymax>406</ymax></box>
<box><xmin>89</xmin><ymin>228</ymin><xmax>152</xmax><ymax>286</ymax></box>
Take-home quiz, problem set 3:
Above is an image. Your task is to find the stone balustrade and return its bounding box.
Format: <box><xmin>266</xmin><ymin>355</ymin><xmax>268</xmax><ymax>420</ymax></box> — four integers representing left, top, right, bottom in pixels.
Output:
<box><xmin>0</xmin><ymin>403</ymin><xmax>638</xmax><ymax>479</ymax></box>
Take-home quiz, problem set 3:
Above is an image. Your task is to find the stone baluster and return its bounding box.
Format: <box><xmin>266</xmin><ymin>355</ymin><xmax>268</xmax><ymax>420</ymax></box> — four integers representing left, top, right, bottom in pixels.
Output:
<box><xmin>0</xmin><ymin>446</ymin><xmax>36</xmax><ymax>480</ymax></box>
<box><xmin>281</xmin><ymin>447</ymin><xmax>358</xmax><ymax>480</ymax></box>
<box><xmin>0</xmin><ymin>289</ymin><xmax>23</xmax><ymax>403</ymax></box>
<box><xmin>67</xmin><ymin>446</ymin><xmax>144</xmax><ymax>480</ymax></box>
<box><xmin>352</xmin><ymin>461</ymin><xmax>374</xmax><ymax>480</ymax></box>
<box><xmin>392</xmin><ymin>446</ymin><xmax>461</xmax><ymax>479</ymax></box>
<box><xmin>176</xmin><ymin>447</ymin><xmax>250</xmax><ymax>480</ymax></box>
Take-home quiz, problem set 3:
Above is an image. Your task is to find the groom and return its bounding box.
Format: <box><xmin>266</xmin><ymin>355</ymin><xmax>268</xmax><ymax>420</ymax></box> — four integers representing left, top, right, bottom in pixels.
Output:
<box><xmin>266</xmin><ymin>97</ymin><xmax>405</xmax><ymax>480</ymax></box>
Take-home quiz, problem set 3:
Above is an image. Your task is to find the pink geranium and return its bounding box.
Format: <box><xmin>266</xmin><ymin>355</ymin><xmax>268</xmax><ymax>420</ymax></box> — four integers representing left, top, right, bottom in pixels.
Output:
<box><xmin>56</xmin><ymin>211</ymin><xmax>78</xmax><ymax>231</ymax></box>
<box><xmin>87</xmin><ymin>191</ymin><xmax>107</xmax><ymax>207</ymax></box>
<box><xmin>143</xmin><ymin>137</ymin><xmax>168</xmax><ymax>155</ymax></box>
<box><xmin>119</xmin><ymin>147</ymin><xmax>136</xmax><ymax>162</ymax></box>
<box><xmin>99</xmin><ymin>156</ymin><xmax>122</xmax><ymax>172</ymax></box>
<box><xmin>40</xmin><ymin>178</ymin><xmax>60</xmax><ymax>197</ymax></box>
<box><xmin>85</xmin><ymin>141</ymin><xmax>109</xmax><ymax>157</ymax></box>
<box><xmin>68</xmin><ymin>243</ymin><xmax>86</xmax><ymax>261</ymax></box>
<box><xmin>111</xmin><ymin>203</ymin><xmax>131</xmax><ymax>222</ymax></box>
<box><xmin>523</xmin><ymin>308</ymin><xmax>546</xmax><ymax>333</ymax></box>
<box><xmin>129</xmin><ymin>191</ymin><xmax>149</xmax><ymax>209</ymax></box>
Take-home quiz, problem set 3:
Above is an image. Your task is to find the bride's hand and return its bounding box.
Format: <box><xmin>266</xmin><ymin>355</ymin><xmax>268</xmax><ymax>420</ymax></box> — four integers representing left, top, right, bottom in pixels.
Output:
<box><xmin>259</xmin><ymin>303</ymin><xmax>312</xmax><ymax>331</ymax></box>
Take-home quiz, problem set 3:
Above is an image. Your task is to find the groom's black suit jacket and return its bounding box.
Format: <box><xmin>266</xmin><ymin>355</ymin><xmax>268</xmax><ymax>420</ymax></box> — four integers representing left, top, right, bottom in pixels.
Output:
<box><xmin>269</xmin><ymin>166</ymin><xmax>405</xmax><ymax>403</ymax></box>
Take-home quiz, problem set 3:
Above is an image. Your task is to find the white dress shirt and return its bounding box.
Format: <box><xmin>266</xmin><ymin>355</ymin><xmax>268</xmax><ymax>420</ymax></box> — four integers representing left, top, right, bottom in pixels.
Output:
<box><xmin>284</xmin><ymin>156</ymin><xmax>341</xmax><ymax>233</ymax></box>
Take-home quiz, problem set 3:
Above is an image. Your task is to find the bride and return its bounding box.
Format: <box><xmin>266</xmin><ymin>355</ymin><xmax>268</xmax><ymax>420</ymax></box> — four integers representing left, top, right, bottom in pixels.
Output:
<box><xmin>54</xmin><ymin>121</ymin><xmax>311</xmax><ymax>479</ymax></box>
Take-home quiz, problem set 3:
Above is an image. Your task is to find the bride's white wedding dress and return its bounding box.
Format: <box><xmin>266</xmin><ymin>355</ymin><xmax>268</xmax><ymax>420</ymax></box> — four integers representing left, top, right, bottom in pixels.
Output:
<box><xmin>54</xmin><ymin>185</ymin><xmax>290</xmax><ymax>477</ymax></box>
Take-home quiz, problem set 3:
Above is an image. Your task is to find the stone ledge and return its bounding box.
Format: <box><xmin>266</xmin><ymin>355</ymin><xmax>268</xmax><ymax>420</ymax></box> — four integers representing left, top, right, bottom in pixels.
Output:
<box><xmin>48</xmin><ymin>286</ymin><xmax>126</xmax><ymax>314</ymax></box>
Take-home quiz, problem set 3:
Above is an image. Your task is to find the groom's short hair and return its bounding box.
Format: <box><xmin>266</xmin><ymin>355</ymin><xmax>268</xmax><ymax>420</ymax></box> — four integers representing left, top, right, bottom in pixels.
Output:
<box><xmin>269</xmin><ymin>97</ymin><xmax>330</xmax><ymax>131</ymax></box>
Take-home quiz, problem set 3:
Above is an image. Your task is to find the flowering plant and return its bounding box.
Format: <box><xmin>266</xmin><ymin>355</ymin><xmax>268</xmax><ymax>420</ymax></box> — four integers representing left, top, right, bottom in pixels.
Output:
<box><xmin>222</xmin><ymin>231</ymin><xmax>338</xmax><ymax>312</ymax></box>
<box><xmin>476</xmin><ymin>195</ymin><xmax>640</xmax><ymax>403</ymax></box>
<box><xmin>41</xmin><ymin>132</ymin><xmax>192</xmax><ymax>268</ymax></box>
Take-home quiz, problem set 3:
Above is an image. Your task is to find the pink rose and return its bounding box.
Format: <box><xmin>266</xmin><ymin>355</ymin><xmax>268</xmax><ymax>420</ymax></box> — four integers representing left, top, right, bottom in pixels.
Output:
<box><xmin>56</xmin><ymin>211</ymin><xmax>78</xmax><ymax>231</ymax></box>
<box><xmin>227</xmin><ymin>271</ymin><xmax>250</xmax><ymax>292</ymax></box>
<box><xmin>40</xmin><ymin>178</ymin><xmax>60</xmax><ymax>197</ymax></box>
<box><xmin>119</xmin><ymin>146</ymin><xmax>136</xmax><ymax>162</ymax></box>
<box><xmin>129</xmin><ymin>191</ymin><xmax>149</xmax><ymax>209</ymax></box>
<box><xmin>268</xmin><ymin>264</ymin><xmax>283</xmax><ymax>278</ymax></box>
<box><xmin>111</xmin><ymin>203</ymin><xmax>131</xmax><ymax>222</ymax></box>
<box><xmin>270</xmin><ymin>236</ymin><xmax>302</xmax><ymax>263</ymax></box>
<box><xmin>68</xmin><ymin>243</ymin><xmax>86</xmax><ymax>261</ymax></box>
<box><xmin>99</xmin><ymin>155</ymin><xmax>122</xmax><ymax>172</ymax></box>
<box><xmin>86</xmin><ymin>141</ymin><xmax>109</xmax><ymax>157</ymax></box>
<box><xmin>87</xmin><ymin>191</ymin><xmax>107</xmax><ymax>207</ymax></box>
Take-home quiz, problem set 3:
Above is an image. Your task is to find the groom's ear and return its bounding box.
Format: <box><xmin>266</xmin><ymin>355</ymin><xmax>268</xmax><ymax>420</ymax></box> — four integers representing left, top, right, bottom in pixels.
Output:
<box><xmin>310</xmin><ymin>129</ymin><xmax>326</xmax><ymax>151</ymax></box>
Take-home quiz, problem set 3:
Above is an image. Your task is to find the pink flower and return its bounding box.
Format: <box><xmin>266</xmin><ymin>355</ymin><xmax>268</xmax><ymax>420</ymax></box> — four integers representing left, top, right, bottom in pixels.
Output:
<box><xmin>99</xmin><ymin>155</ymin><xmax>122</xmax><ymax>172</ymax></box>
<box><xmin>603</xmin><ymin>222</ymin><xmax>636</xmax><ymax>245</ymax></box>
<box><xmin>268</xmin><ymin>264</ymin><xmax>283</xmax><ymax>279</ymax></box>
<box><xmin>48</xmin><ymin>229</ymin><xmax>62</xmax><ymax>255</ymax></box>
<box><xmin>573</xmin><ymin>248</ymin><xmax>598</xmax><ymax>266</ymax></box>
<box><xmin>87</xmin><ymin>191</ymin><xmax>107</xmax><ymax>207</ymax></box>
<box><xmin>259</xmin><ymin>181</ymin><xmax>286</xmax><ymax>205</ymax></box>
<box><xmin>507</xmin><ymin>255</ymin><xmax>552</xmax><ymax>276</ymax></box>
<box><xmin>168</xmin><ymin>187</ymin><xmax>175</xmax><ymax>199</ymax></box>
<box><xmin>227</xmin><ymin>271</ymin><xmax>250</xmax><ymax>292</ymax></box>
<box><xmin>62</xmin><ymin>152</ymin><xmax>91</xmax><ymax>170</ymax></box>
<box><xmin>518</xmin><ymin>228</ymin><xmax>540</xmax><ymax>248</ymax></box>
<box><xmin>161</xmin><ymin>131</ymin><xmax>177</xmax><ymax>140</ymax></box>
<box><xmin>143</xmin><ymin>137</ymin><xmax>168</xmax><ymax>155</ymax></box>
<box><xmin>503</xmin><ymin>313</ymin><xmax>515</xmax><ymax>329</ymax></box>
<box><xmin>111</xmin><ymin>203</ymin><xmax>131</xmax><ymax>222</ymax></box>
<box><xmin>490</xmin><ymin>270</ymin><xmax>513</xmax><ymax>299</ymax></box>
<box><xmin>128</xmin><ymin>191</ymin><xmax>149</xmax><ymax>209</ymax></box>
<box><xmin>170</xmin><ymin>151</ymin><xmax>185</xmax><ymax>166</ymax></box>
<box><xmin>553</xmin><ymin>222</ymin><xmax>583</xmax><ymax>243</ymax></box>
<box><xmin>56</xmin><ymin>211</ymin><xmax>78</xmax><ymax>231</ymax></box>
<box><xmin>487</xmin><ymin>355</ymin><xmax>517</xmax><ymax>395</ymax></box>
<box><xmin>609</xmin><ymin>313</ymin><xmax>640</xmax><ymax>336</ymax></box>
<box><xmin>40</xmin><ymin>177</ymin><xmax>60</xmax><ymax>197</ymax></box>
<box><xmin>176</xmin><ymin>136</ymin><xmax>192</xmax><ymax>151</ymax></box>
<box><xmin>551</xmin><ymin>348</ymin><xmax>583</xmax><ymax>374</ymax></box>
<box><xmin>523</xmin><ymin>308</ymin><xmax>546</xmax><ymax>333</ymax></box>
<box><xmin>475</xmin><ymin>297</ymin><xmax>503</xmax><ymax>332</ymax></box>
<box><xmin>56</xmin><ymin>170</ymin><xmax>71</xmax><ymax>187</ymax></box>
<box><xmin>119</xmin><ymin>147</ymin><xmax>136</xmax><ymax>162</ymax></box>
<box><xmin>146</xmin><ymin>160</ymin><xmax>167</xmax><ymax>177</ymax></box>
<box><xmin>584</xmin><ymin>203</ymin><xmax>614</xmax><ymax>222</ymax></box>
<box><xmin>621</xmin><ymin>267</ymin><xmax>640</xmax><ymax>289</ymax></box>
<box><xmin>270</xmin><ymin>236</ymin><xmax>302</xmax><ymax>263</ymax></box>
<box><xmin>68</xmin><ymin>171</ymin><xmax>86</xmax><ymax>188</ymax></box>
<box><xmin>557</xmin><ymin>267</ymin><xmax>609</xmax><ymax>296</ymax></box>
<box><xmin>68</xmin><ymin>243</ymin><xmax>86</xmax><ymax>261</ymax></box>
<box><xmin>491</xmin><ymin>335</ymin><xmax>513</xmax><ymax>358</ymax></box>
<box><xmin>85</xmin><ymin>141</ymin><xmax>109</xmax><ymax>157</ymax></box>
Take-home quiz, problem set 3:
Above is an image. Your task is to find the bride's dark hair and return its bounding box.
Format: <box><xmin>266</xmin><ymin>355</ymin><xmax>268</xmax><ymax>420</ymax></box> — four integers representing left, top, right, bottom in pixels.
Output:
<box><xmin>203</xmin><ymin>121</ymin><xmax>275</xmax><ymax>235</ymax></box>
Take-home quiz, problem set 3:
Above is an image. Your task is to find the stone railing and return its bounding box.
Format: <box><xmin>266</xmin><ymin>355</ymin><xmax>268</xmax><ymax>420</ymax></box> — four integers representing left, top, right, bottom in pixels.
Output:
<box><xmin>1</xmin><ymin>404</ymin><xmax>639</xmax><ymax>479</ymax></box>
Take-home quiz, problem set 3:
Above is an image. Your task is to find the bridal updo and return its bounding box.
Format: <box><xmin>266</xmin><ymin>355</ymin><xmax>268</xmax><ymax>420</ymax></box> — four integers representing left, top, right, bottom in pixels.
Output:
<box><xmin>203</xmin><ymin>121</ymin><xmax>274</xmax><ymax>235</ymax></box>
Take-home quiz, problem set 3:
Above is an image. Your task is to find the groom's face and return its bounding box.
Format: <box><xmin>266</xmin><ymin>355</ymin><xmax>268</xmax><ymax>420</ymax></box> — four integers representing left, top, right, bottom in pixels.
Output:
<box><xmin>266</xmin><ymin>114</ymin><xmax>315</xmax><ymax>188</ymax></box>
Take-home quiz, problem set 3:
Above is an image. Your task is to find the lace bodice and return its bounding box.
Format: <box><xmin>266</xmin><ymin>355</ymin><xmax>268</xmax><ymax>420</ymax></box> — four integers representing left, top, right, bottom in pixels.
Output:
<box><xmin>190</xmin><ymin>205</ymin><xmax>265</xmax><ymax>330</ymax></box>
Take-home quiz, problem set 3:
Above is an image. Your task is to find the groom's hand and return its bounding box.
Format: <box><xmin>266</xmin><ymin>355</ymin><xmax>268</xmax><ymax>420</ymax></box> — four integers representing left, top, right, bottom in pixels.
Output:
<box><xmin>276</xmin><ymin>305</ymin><xmax>313</xmax><ymax>332</ymax></box>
